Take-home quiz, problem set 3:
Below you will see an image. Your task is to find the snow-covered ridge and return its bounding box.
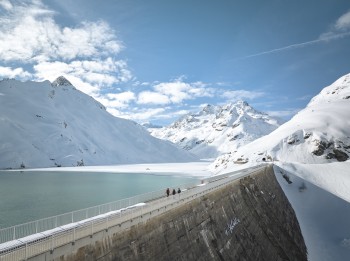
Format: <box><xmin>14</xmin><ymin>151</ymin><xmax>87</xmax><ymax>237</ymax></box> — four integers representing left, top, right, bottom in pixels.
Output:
<box><xmin>212</xmin><ymin>73</ymin><xmax>350</xmax><ymax>172</ymax></box>
<box><xmin>149</xmin><ymin>101</ymin><xmax>282</xmax><ymax>158</ymax></box>
<box><xmin>0</xmin><ymin>77</ymin><xmax>197</xmax><ymax>169</ymax></box>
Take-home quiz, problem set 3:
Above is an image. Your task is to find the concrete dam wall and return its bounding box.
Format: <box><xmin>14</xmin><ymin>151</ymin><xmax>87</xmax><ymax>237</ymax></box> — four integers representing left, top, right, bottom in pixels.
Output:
<box><xmin>39</xmin><ymin>165</ymin><xmax>307</xmax><ymax>261</ymax></box>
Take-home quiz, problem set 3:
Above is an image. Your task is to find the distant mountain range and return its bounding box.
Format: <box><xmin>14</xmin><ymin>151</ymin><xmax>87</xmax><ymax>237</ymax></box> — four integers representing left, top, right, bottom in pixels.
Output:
<box><xmin>148</xmin><ymin>101</ymin><xmax>282</xmax><ymax>158</ymax></box>
<box><xmin>211</xmin><ymin>73</ymin><xmax>350</xmax><ymax>172</ymax></box>
<box><xmin>0</xmin><ymin>77</ymin><xmax>197</xmax><ymax>169</ymax></box>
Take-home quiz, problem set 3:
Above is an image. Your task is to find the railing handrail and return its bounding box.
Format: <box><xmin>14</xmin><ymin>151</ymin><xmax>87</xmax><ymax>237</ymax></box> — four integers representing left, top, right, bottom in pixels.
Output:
<box><xmin>0</xmin><ymin>177</ymin><xmax>202</xmax><ymax>242</ymax></box>
<box><xmin>0</xmin><ymin>164</ymin><xmax>266</xmax><ymax>261</ymax></box>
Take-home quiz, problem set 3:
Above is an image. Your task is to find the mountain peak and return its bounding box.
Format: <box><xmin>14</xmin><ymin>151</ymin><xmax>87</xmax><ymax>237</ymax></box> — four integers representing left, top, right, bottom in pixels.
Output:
<box><xmin>52</xmin><ymin>76</ymin><xmax>73</xmax><ymax>87</ymax></box>
<box><xmin>149</xmin><ymin>101</ymin><xmax>281</xmax><ymax>158</ymax></box>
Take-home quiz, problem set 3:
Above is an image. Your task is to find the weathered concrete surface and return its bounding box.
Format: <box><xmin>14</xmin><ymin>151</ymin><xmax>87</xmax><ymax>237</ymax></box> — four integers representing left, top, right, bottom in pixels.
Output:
<box><xmin>61</xmin><ymin>165</ymin><xmax>307</xmax><ymax>261</ymax></box>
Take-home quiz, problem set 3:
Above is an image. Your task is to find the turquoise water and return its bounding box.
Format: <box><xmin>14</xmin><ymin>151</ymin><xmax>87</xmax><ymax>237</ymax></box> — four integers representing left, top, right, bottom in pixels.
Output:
<box><xmin>0</xmin><ymin>171</ymin><xmax>199</xmax><ymax>228</ymax></box>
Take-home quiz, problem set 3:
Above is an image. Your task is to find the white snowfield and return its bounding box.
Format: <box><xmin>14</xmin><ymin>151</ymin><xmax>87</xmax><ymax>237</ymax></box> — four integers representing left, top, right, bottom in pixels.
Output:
<box><xmin>149</xmin><ymin>101</ymin><xmax>281</xmax><ymax>158</ymax></box>
<box><xmin>27</xmin><ymin>161</ymin><xmax>213</xmax><ymax>177</ymax></box>
<box><xmin>276</xmin><ymin>161</ymin><xmax>350</xmax><ymax>203</ymax></box>
<box><xmin>274</xmin><ymin>163</ymin><xmax>350</xmax><ymax>261</ymax></box>
<box><xmin>211</xmin><ymin>72</ymin><xmax>350</xmax><ymax>261</ymax></box>
<box><xmin>0</xmin><ymin>77</ymin><xmax>197</xmax><ymax>169</ymax></box>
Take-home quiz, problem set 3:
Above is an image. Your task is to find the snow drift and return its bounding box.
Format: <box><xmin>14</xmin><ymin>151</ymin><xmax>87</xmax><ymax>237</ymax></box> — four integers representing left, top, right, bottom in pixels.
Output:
<box><xmin>0</xmin><ymin>77</ymin><xmax>197</xmax><ymax>169</ymax></box>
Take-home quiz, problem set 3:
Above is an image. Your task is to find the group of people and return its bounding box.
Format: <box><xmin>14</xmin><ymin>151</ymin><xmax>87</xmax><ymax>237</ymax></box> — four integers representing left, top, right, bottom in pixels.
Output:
<box><xmin>166</xmin><ymin>187</ymin><xmax>181</xmax><ymax>197</ymax></box>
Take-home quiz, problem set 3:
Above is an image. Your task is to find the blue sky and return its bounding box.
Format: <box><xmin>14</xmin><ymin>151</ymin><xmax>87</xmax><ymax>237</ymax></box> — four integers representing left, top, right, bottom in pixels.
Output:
<box><xmin>1</xmin><ymin>0</ymin><xmax>350</xmax><ymax>125</ymax></box>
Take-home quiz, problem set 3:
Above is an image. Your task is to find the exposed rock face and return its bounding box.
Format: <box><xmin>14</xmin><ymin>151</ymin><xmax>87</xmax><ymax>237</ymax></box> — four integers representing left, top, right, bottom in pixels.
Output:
<box><xmin>63</xmin><ymin>166</ymin><xmax>307</xmax><ymax>261</ymax></box>
<box><xmin>312</xmin><ymin>139</ymin><xmax>349</xmax><ymax>161</ymax></box>
<box><xmin>51</xmin><ymin>76</ymin><xmax>73</xmax><ymax>87</ymax></box>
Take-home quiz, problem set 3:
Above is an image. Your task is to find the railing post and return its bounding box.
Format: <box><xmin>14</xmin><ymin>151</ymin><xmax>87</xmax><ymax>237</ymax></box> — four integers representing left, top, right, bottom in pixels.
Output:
<box><xmin>35</xmin><ymin>220</ymin><xmax>38</xmax><ymax>233</ymax></box>
<box><xmin>13</xmin><ymin>226</ymin><xmax>15</xmax><ymax>240</ymax></box>
<box><xmin>51</xmin><ymin>235</ymin><xmax>54</xmax><ymax>252</ymax></box>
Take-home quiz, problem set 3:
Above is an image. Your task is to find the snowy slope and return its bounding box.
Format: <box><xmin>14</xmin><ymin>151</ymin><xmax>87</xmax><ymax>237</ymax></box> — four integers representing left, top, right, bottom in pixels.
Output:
<box><xmin>274</xmin><ymin>163</ymin><xmax>350</xmax><ymax>261</ymax></box>
<box><xmin>149</xmin><ymin>101</ymin><xmax>281</xmax><ymax>158</ymax></box>
<box><xmin>212</xmin><ymin>73</ymin><xmax>350</xmax><ymax>172</ymax></box>
<box><xmin>0</xmin><ymin>77</ymin><xmax>197</xmax><ymax>169</ymax></box>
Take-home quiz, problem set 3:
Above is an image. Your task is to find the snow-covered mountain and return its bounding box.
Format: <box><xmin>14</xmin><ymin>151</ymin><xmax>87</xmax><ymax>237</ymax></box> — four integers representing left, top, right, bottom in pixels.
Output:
<box><xmin>212</xmin><ymin>73</ymin><xmax>350</xmax><ymax>172</ymax></box>
<box><xmin>0</xmin><ymin>77</ymin><xmax>197</xmax><ymax>169</ymax></box>
<box><xmin>149</xmin><ymin>101</ymin><xmax>282</xmax><ymax>158</ymax></box>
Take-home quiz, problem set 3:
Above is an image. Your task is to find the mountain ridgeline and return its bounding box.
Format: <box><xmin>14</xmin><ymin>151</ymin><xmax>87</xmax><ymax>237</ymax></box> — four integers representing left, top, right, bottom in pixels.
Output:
<box><xmin>0</xmin><ymin>77</ymin><xmax>197</xmax><ymax>169</ymax></box>
<box><xmin>149</xmin><ymin>101</ymin><xmax>282</xmax><ymax>158</ymax></box>
<box><xmin>212</xmin><ymin>73</ymin><xmax>350</xmax><ymax>172</ymax></box>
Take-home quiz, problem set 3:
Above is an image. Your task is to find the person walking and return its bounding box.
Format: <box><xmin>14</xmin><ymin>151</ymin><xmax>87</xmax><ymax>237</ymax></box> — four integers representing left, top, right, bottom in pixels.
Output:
<box><xmin>166</xmin><ymin>188</ymin><xmax>170</xmax><ymax>197</ymax></box>
<box><xmin>177</xmin><ymin>188</ymin><xmax>181</xmax><ymax>199</ymax></box>
<box><xmin>172</xmin><ymin>188</ymin><xmax>176</xmax><ymax>199</ymax></box>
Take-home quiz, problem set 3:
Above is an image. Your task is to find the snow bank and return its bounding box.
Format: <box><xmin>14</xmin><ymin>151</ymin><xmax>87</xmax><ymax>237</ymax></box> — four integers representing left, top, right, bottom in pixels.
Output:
<box><xmin>274</xmin><ymin>164</ymin><xmax>350</xmax><ymax>261</ymax></box>
<box><xmin>276</xmin><ymin>161</ymin><xmax>350</xmax><ymax>203</ymax></box>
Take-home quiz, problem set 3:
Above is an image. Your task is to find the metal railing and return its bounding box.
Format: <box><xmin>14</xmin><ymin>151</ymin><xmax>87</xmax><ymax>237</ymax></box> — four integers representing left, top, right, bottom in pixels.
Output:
<box><xmin>0</xmin><ymin>165</ymin><xmax>265</xmax><ymax>261</ymax></box>
<box><xmin>0</xmin><ymin>179</ymin><xmax>201</xmax><ymax>244</ymax></box>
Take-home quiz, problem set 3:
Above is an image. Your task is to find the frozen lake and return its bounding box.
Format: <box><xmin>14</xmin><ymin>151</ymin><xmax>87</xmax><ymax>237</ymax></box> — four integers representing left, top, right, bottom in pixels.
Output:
<box><xmin>0</xmin><ymin>170</ymin><xmax>200</xmax><ymax>229</ymax></box>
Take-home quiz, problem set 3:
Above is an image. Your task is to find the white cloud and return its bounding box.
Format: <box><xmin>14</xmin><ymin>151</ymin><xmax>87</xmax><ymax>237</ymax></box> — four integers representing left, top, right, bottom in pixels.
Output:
<box><xmin>173</xmin><ymin>109</ymin><xmax>190</xmax><ymax>116</ymax></box>
<box><xmin>150</xmin><ymin>80</ymin><xmax>214</xmax><ymax>104</ymax></box>
<box><xmin>0</xmin><ymin>66</ymin><xmax>31</xmax><ymax>79</ymax></box>
<box><xmin>335</xmin><ymin>10</ymin><xmax>350</xmax><ymax>30</ymax></box>
<box><xmin>154</xmin><ymin>81</ymin><xmax>190</xmax><ymax>103</ymax></box>
<box><xmin>108</xmin><ymin>107</ymin><xmax>167</xmax><ymax>121</ymax></box>
<box><xmin>221</xmin><ymin>90</ymin><xmax>264</xmax><ymax>101</ymax></box>
<box><xmin>138</xmin><ymin>91</ymin><xmax>170</xmax><ymax>105</ymax></box>
<box><xmin>267</xmin><ymin>109</ymin><xmax>300</xmax><ymax>118</ymax></box>
<box><xmin>0</xmin><ymin>0</ymin><xmax>13</xmax><ymax>10</ymax></box>
<box><xmin>0</xmin><ymin>1</ymin><xmax>122</xmax><ymax>63</ymax></box>
<box><xmin>0</xmin><ymin>0</ymin><xmax>131</xmax><ymax>97</ymax></box>
<box><xmin>107</xmin><ymin>91</ymin><xmax>136</xmax><ymax>103</ymax></box>
<box><xmin>32</xmin><ymin>58</ymin><xmax>131</xmax><ymax>96</ymax></box>
<box><xmin>97</xmin><ymin>91</ymin><xmax>136</xmax><ymax>109</ymax></box>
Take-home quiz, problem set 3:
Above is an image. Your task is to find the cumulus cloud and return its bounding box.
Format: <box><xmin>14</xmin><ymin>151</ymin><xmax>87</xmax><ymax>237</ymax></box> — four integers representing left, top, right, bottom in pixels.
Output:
<box><xmin>108</xmin><ymin>107</ymin><xmax>167</xmax><ymax>121</ymax></box>
<box><xmin>138</xmin><ymin>91</ymin><xmax>170</xmax><ymax>105</ymax></box>
<box><xmin>96</xmin><ymin>91</ymin><xmax>136</xmax><ymax>109</ymax></box>
<box><xmin>0</xmin><ymin>1</ymin><xmax>122</xmax><ymax>63</ymax></box>
<box><xmin>137</xmin><ymin>79</ymin><xmax>215</xmax><ymax>105</ymax></box>
<box><xmin>0</xmin><ymin>0</ymin><xmax>13</xmax><ymax>10</ymax></box>
<box><xmin>0</xmin><ymin>0</ymin><xmax>131</xmax><ymax>97</ymax></box>
<box><xmin>0</xmin><ymin>66</ymin><xmax>31</xmax><ymax>79</ymax></box>
<box><xmin>33</xmin><ymin>58</ymin><xmax>131</xmax><ymax>95</ymax></box>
